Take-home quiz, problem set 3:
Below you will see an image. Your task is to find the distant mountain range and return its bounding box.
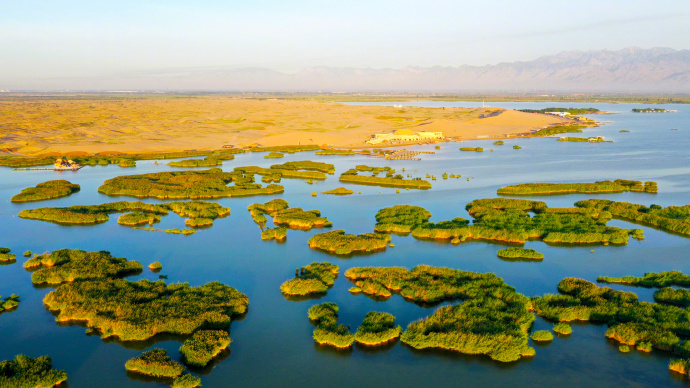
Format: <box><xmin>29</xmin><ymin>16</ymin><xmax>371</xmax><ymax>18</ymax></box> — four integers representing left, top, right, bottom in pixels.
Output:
<box><xmin>10</xmin><ymin>47</ymin><xmax>690</xmax><ymax>92</ymax></box>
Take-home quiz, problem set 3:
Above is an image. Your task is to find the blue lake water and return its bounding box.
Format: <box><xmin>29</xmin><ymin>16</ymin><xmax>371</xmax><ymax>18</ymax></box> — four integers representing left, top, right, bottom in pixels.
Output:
<box><xmin>1</xmin><ymin>101</ymin><xmax>689</xmax><ymax>387</ymax></box>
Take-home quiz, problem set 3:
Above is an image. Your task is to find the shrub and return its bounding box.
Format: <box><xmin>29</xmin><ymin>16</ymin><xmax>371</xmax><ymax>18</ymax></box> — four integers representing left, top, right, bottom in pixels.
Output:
<box><xmin>125</xmin><ymin>349</ymin><xmax>184</xmax><ymax>378</ymax></box>
<box><xmin>0</xmin><ymin>355</ymin><xmax>67</xmax><ymax>387</ymax></box>
<box><xmin>281</xmin><ymin>262</ymin><xmax>338</xmax><ymax>296</ymax></box>
<box><xmin>179</xmin><ymin>330</ymin><xmax>231</xmax><ymax>367</ymax></box>
<box><xmin>531</xmin><ymin>330</ymin><xmax>553</xmax><ymax>342</ymax></box>
<box><xmin>25</xmin><ymin>249</ymin><xmax>143</xmax><ymax>285</ymax></box>
<box><xmin>308</xmin><ymin>230</ymin><xmax>391</xmax><ymax>255</ymax></box>
<box><xmin>670</xmin><ymin>359</ymin><xmax>690</xmax><ymax>375</ymax></box>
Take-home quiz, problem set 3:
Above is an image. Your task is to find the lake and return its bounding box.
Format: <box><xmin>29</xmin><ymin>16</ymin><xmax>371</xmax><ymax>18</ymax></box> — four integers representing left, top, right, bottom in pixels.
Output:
<box><xmin>1</xmin><ymin>101</ymin><xmax>689</xmax><ymax>387</ymax></box>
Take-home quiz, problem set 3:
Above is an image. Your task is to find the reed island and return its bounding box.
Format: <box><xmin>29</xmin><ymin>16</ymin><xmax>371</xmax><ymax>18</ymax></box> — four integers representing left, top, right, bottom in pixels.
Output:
<box><xmin>0</xmin><ymin>355</ymin><xmax>67</xmax><ymax>388</ymax></box>
<box><xmin>280</xmin><ymin>262</ymin><xmax>339</xmax><ymax>296</ymax></box>
<box><xmin>11</xmin><ymin>180</ymin><xmax>80</xmax><ymax>202</ymax></box>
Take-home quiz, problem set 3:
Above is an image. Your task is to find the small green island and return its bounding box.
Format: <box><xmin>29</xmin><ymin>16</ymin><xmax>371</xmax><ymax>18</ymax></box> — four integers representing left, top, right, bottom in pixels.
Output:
<box><xmin>344</xmin><ymin>265</ymin><xmax>534</xmax><ymax>361</ymax></box>
<box><xmin>321</xmin><ymin>187</ymin><xmax>354</xmax><ymax>195</ymax></box>
<box><xmin>513</xmin><ymin>145</ymin><xmax>522</xmax><ymax>149</ymax></box>
<box><xmin>125</xmin><ymin>349</ymin><xmax>184</xmax><ymax>378</ymax></box>
<box><xmin>497</xmin><ymin>247</ymin><xmax>544</xmax><ymax>260</ymax></box>
<box><xmin>374</xmin><ymin>205</ymin><xmax>431</xmax><ymax>234</ymax></box>
<box><xmin>24</xmin><ymin>249</ymin><xmax>143</xmax><ymax>285</ymax></box>
<box><xmin>249</xmin><ymin>199</ymin><xmax>332</xmax><ymax>236</ymax></box>
<box><xmin>264</xmin><ymin>152</ymin><xmax>284</xmax><ymax>159</ymax></box>
<box><xmin>0</xmin><ymin>354</ymin><xmax>67</xmax><ymax>388</ymax></box>
<box><xmin>493</xmin><ymin>140</ymin><xmax>504</xmax><ymax>145</ymax></box>
<box><xmin>530</xmin><ymin>330</ymin><xmax>553</xmax><ymax>342</ymax></box>
<box><xmin>598</xmin><ymin>271</ymin><xmax>690</xmax><ymax>307</ymax></box>
<box><xmin>497</xmin><ymin>180</ymin><xmax>658</xmax><ymax>195</ymax></box>
<box><xmin>553</xmin><ymin>322</ymin><xmax>572</xmax><ymax>335</ymax></box>
<box><xmin>308</xmin><ymin>230</ymin><xmax>391</xmax><ymax>255</ymax></box>
<box><xmin>179</xmin><ymin>329</ymin><xmax>231</xmax><ymax>367</ymax></box>
<box><xmin>354</xmin><ymin>312</ymin><xmax>402</xmax><ymax>346</ymax></box>
<box><xmin>168</xmin><ymin>154</ymin><xmax>229</xmax><ymax>167</ymax></box>
<box><xmin>280</xmin><ymin>262</ymin><xmax>339</xmax><ymax>296</ymax></box>
<box><xmin>575</xmin><ymin>199</ymin><xmax>690</xmax><ymax>236</ymax></box>
<box><xmin>315</xmin><ymin>149</ymin><xmax>355</xmax><ymax>155</ymax></box>
<box><xmin>519</xmin><ymin>107</ymin><xmax>600</xmax><ymax>115</ymax></box>
<box><xmin>459</xmin><ymin>147</ymin><xmax>483</xmax><ymax>152</ymax></box>
<box><xmin>339</xmin><ymin>165</ymin><xmax>431</xmax><ymax>189</ymax></box>
<box><xmin>532</xmin><ymin>123</ymin><xmax>590</xmax><ymax>137</ymax></box>
<box><xmin>1</xmin><ymin>294</ymin><xmax>20</xmax><ymax>313</ymax></box>
<box><xmin>0</xmin><ymin>247</ymin><xmax>16</xmax><ymax>263</ymax></box>
<box><xmin>632</xmin><ymin>108</ymin><xmax>673</xmax><ymax>113</ymax></box>
<box><xmin>11</xmin><ymin>180</ymin><xmax>80</xmax><ymax>202</ymax></box>
<box><xmin>19</xmin><ymin>200</ymin><xmax>230</xmax><ymax>230</ymax></box>
<box><xmin>308</xmin><ymin>303</ymin><xmax>355</xmax><ymax>349</ymax></box>
<box><xmin>557</xmin><ymin>136</ymin><xmax>610</xmax><ymax>143</ymax></box>
<box><xmin>99</xmin><ymin>168</ymin><xmax>284</xmax><ymax>199</ymax></box>
<box><xmin>374</xmin><ymin>199</ymin><xmax>641</xmax><ymax>246</ymax></box>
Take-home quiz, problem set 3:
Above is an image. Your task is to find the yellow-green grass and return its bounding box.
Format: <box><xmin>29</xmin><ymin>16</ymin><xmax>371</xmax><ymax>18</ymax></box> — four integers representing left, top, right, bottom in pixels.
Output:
<box><xmin>497</xmin><ymin>247</ymin><xmax>544</xmax><ymax>260</ymax></box>
<box><xmin>264</xmin><ymin>152</ymin><xmax>284</xmax><ymax>159</ymax></box>
<box><xmin>44</xmin><ymin>279</ymin><xmax>248</xmax><ymax>341</ymax></box>
<box><xmin>498</xmin><ymin>180</ymin><xmax>658</xmax><ymax>195</ymax></box>
<box><xmin>321</xmin><ymin>187</ymin><xmax>354</xmax><ymax>195</ymax></box>
<box><xmin>576</xmin><ymin>199</ymin><xmax>690</xmax><ymax>236</ymax></box>
<box><xmin>172</xmin><ymin>374</ymin><xmax>202</xmax><ymax>388</ymax></box>
<box><xmin>308</xmin><ymin>230</ymin><xmax>391</xmax><ymax>255</ymax></box>
<box><xmin>125</xmin><ymin>349</ymin><xmax>184</xmax><ymax>379</ymax></box>
<box><xmin>11</xmin><ymin>180</ymin><xmax>80</xmax><ymax>202</ymax></box>
<box><xmin>354</xmin><ymin>312</ymin><xmax>402</xmax><ymax>346</ymax></box>
<box><xmin>0</xmin><ymin>355</ymin><xmax>67</xmax><ymax>388</ymax></box>
<box><xmin>531</xmin><ymin>330</ymin><xmax>553</xmax><ymax>342</ymax></box>
<box><xmin>25</xmin><ymin>249</ymin><xmax>143</xmax><ymax>285</ymax></box>
<box><xmin>0</xmin><ymin>295</ymin><xmax>20</xmax><ymax>313</ymax></box>
<box><xmin>281</xmin><ymin>262</ymin><xmax>339</xmax><ymax>296</ymax></box>
<box><xmin>179</xmin><ymin>330</ymin><xmax>231</xmax><ymax>367</ymax></box>
<box><xmin>308</xmin><ymin>303</ymin><xmax>355</xmax><ymax>349</ymax></box>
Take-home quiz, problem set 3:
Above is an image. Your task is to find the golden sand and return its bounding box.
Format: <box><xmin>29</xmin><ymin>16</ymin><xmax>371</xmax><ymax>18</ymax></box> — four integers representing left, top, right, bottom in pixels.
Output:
<box><xmin>0</xmin><ymin>97</ymin><xmax>570</xmax><ymax>155</ymax></box>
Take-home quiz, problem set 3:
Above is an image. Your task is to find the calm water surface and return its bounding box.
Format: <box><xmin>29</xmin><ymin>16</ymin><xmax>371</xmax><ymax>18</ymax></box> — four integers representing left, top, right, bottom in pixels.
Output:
<box><xmin>1</xmin><ymin>101</ymin><xmax>689</xmax><ymax>387</ymax></box>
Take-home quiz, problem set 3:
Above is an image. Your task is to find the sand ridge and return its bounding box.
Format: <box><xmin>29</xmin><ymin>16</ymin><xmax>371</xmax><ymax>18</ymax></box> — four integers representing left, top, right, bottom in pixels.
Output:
<box><xmin>0</xmin><ymin>97</ymin><xmax>571</xmax><ymax>155</ymax></box>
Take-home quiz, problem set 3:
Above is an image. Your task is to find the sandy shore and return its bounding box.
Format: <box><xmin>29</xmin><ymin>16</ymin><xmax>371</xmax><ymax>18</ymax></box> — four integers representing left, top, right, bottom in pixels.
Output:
<box><xmin>0</xmin><ymin>97</ymin><xmax>571</xmax><ymax>155</ymax></box>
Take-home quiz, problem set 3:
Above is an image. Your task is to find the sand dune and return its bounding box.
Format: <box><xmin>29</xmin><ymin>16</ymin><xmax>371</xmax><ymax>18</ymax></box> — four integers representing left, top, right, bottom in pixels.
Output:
<box><xmin>0</xmin><ymin>97</ymin><xmax>570</xmax><ymax>155</ymax></box>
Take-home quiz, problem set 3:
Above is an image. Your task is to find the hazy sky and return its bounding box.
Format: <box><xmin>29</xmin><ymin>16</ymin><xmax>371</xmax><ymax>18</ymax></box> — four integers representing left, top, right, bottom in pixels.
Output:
<box><xmin>1</xmin><ymin>0</ymin><xmax>689</xmax><ymax>80</ymax></box>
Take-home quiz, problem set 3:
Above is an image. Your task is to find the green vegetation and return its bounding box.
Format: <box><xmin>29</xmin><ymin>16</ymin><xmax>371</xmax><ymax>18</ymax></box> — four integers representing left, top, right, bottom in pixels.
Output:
<box><xmin>308</xmin><ymin>230</ymin><xmax>391</xmax><ymax>255</ymax></box>
<box><xmin>234</xmin><ymin>166</ymin><xmax>326</xmax><ymax>180</ymax></box>
<box><xmin>315</xmin><ymin>149</ymin><xmax>355</xmax><ymax>155</ymax></box>
<box><xmin>0</xmin><ymin>247</ymin><xmax>16</xmax><ymax>263</ymax></box>
<box><xmin>99</xmin><ymin>168</ymin><xmax>283</xmax><ymax>199</ymax></box>
<box><xmin>354</xmin><ymin>312</ymin><xmax>402</xmax><ymax>345</ymax></box>
<box><xmin>654</xmin><ymin>288</ymin><xmax>690</xmax><ymax>307</ymax></box>
<box><xmin>0</xmin><ymin>354</ymin><xmax>67</xmax><ymax>388</ymax></box>
<box><xmin>23</xmin><ymin>251</ymin><xmax>31</xmax><ymax>257</ymax></box>
<box><xmin>25</xmin><ymin>249</ymin><xmax>143</xmax><ymax>285</ymax></box>
<box><xmin>273</xmin><ymin>208</ymin><xmax>332</xmax><ymax>229</ymax></box>
<box><xmin>459</xmin><ymin>147</ymin><xmax>483</xmax><ymax>152</ymax></box>
<box><xmin>513</xmin><ymin>145</ymin><xmax>522</xmax><ymax>149</ymax></box>
<box><xmin>135</xmin><ymin>227</ymin><xmax>196</xmax><ymax>236</ymax></box>
<box><xmin>149</xmin><ymin>261</ymin><xmax>163</xmax><ymax>270</ymax></box>
<box><xmin>280</xmin><ymin>262</ymin><xmax>339</xmax><ymax>296</ymax></box>
<box><xmin>272</xmin><ymin>160</ymin><xmax>335</xmax><ymax>174</ymax></box>
<box><xmin>250</xmin><ymin>145</ymin><xmax>321</xmax><ymax>153</ymax></box>
<box><xmin>179</xmin><ymin>330</ymin><xmax>231</xmax><ymax>367</ymax></box>
<box><xmin>670</xmin><ymin>359</ymin><xmax>690</xmax><ymax>375</ymax></box>
<box><xmin>619</xmin><ymin>345</ymin><xmax>630</xmax><ymax>352</ymax></box>
<box><xmin>597</xmin><ymin>271</ymin><xmax>690</xmax><ymax>288</ymax></box>
<box><xmin>493</xmin><ymin>140</ymin><xmax>504</xmax><ymax>145</ymax></box>
<box><xmin>264</xmin><ymin>152</ymin><xmax>284</xmax><ymax>159</ymax></box>
<box><xmin>44</xmin><ymin>279</ymin><xmax>248</xmax><ymax>341</ymax></box>
<box><xmin>125</xmin><ymin>349</ymin><xmax>184</xmax><ymax>378</ymax></box>
<box><xmin>632</xmin><ymin>108</ymin><xmax>667</xmax><ymax>112</ymax></box>
<box><xmin>308</xmin><ymin>303</ymin><xmax>355</xmax><ymax>348</ymax></box>
<box><xmin>531</xmin><ymin>278</ymin><xmax>690</xmax><ymax>356</ymax></box>
<box><xmin>374</xmin><ymin>205</ymin><xmax>432</xmax><ymax>234</ymax></box>
<box><xmin>553</xmin><ymin>322</ymin><xmax>572</xmax><ymax>335</ymax></box>
<box><xmin>0</xmin><ymin>150</ymin><xmax>244</xmax><ymax>168</ymax></box>
<box><xmin>497</xmin><ymin>247</ymin><xmax>544</xmax><ymax>260</ymax></box>
<box><xmin>619</xmin><ymin>130</ymin><xmax>631</xmax><ymax>132</ymax></box>
<box><xmin>248</xmin><ymin>199</ymin><xmax>289</xmax><ymax>225</ymax></box>
<box><xmin>498</xmin><ymin>180</ymin><xmax>658</xmax><ymax>195</ymax></box>
<box><xmin>11</xmin><ymin>180</ymin><xmax>80</xmax><ymax>202</ymax></box>
<box><xmin>1</xmin><ymin>295</ymin><xmax>20</xmax><ymax>313</ymax></box>
<box><xmin>576</xmin><ymin>199</ymin><xmax>690</xmax><ymax>236</ymax></box>
<box><xmin>519</xmin><ymin>107</ymin><xmax>600</xmax><ymax>115</ymax></box>
<box><xmin>344</xmin><ymin>265</ymin><xmax>534</xmax><ymax>361</ymax></box>
<box><xmin>638</xmin><ymin>342</ymin><xmax>653</xmax><ymax>352</ymax></box>
<box><xmin>340</xmin><ymin>167</ymin><xmax>431</xmax><ymax>189</ymax></box>
<box><xmin>261</xmin><ymin>227</ymin><xmax>287</xmax><ymax>241</ymax></box>
<box><xmin>172</xmin><ymin>374</ymin><xmax>202</xmax><ymax>388</ymax></box>
<box><xmin>321</xmin><ymin>187</ymin><xmax>354</xmax><ymax>195</ymax></box>
<box><xmin>19</xmin><ymin>200</ymin><xmax>230</xmax><ymax>229</ymax></box>
<box><xmin>532</xmin><ymin>124</ymin><xmax>588</xmax><ymax>137</ymax></box>
<box><xmin>169</xmin><ymin>157</ymin><xmax>224</xmax><ymax>167</ymax></box>
<box><xmin>531</xmin><ymin>330</ymin><xmax>553</xmax><ymax>342</ymax></box>
<box><xmin>557</xmin><ymin>136</ymin><xmax>609</xmax><ymax>143</ymax></box>
<box><xmin>387</xmin><ymin>199</ymin><xmax>637</xmax><ymax>245</ymax></box>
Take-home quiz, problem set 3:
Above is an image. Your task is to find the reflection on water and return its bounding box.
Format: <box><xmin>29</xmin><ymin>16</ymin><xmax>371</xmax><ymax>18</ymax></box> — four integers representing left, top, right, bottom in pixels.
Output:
<box><xmin>0</xmin><ymin>101</ymin><xmax>688</xmax><ymax>387</ymax></box>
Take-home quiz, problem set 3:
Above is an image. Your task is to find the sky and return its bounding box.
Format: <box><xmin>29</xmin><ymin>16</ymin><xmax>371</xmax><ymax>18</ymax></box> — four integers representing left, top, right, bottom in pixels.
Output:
<box><xmin>1</xmin><ymin>0</ymin><xmax>689</xmax><ymax>88</ymax></box>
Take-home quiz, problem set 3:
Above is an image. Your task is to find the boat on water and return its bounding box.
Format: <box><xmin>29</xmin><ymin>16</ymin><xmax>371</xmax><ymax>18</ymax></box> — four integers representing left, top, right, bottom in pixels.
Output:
<box><xmin>54</xmin><ymin>158</ymin><xmax>82</xmax><ymax>171</ymax></box>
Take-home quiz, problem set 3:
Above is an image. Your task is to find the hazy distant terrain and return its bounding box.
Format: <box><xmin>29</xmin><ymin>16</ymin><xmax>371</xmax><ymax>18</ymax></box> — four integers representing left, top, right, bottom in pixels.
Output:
<box><xmin>5</xmin><ymin>47</ymin><xmax>688</xmax><ymax>93</ymax></box>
